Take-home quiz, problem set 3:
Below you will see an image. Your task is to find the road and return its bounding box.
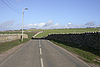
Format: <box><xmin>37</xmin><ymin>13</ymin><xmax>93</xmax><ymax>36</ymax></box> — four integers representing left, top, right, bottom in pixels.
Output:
<box><xmin>0</xmin><ymin>40</ymin><xmax>89</xmax><ymax>67</ymax></box>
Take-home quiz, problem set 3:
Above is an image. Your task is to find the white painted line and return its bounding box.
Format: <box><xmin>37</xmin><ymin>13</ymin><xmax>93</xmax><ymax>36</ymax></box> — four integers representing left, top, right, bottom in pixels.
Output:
<box><xmin>39</xmin><ymin>40</ymin><xmax>44</xmax><ymax>67</ymax></box>
<box><xmin>40</xmin><ymin>58</ymin><xmax>44</xmax><ymax>67</ymax></box>
<box><xmin>40</xmin><ymin>48</ymin><xmax>42</xmax><ymax>55</ymax></box>
<box><xmin>39</xmin><ymin>40</ymin><xmax>41</xmax><ymax>48</ymax></box>
<box><xmin>47</xmin><ymin>40</ymin><xmax>91</xmax><ymax>67</ymax></box>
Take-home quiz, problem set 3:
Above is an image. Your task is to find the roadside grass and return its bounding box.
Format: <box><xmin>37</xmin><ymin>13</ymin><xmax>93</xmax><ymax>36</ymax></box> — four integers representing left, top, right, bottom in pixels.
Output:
<box><xmin>51</xmin><ymin>40</ymin><xmax>100</xmax><ymax>65</ymax></box>
<box><xmin>24</xmin><ymin>32</ymin><xmax>35</xmax><ymax>39</ymax></box>
<box><xmin>0</xmin><ymin>38</ymin><xmax>29</xmax><ymax>54</ymax></box>
<box><xmin>36</xmin><ymin>28</ymin><xmax>99</xmax><ymax>38</ymax></box>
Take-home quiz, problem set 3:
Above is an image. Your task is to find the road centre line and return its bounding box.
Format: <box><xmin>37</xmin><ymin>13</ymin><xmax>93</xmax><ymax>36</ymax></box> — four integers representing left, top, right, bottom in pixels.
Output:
<box><xmin>39</xmin><ymin>40</ymin><xmax>41</xmax><ymax>48</ymax></box>
<box><xmin>40</xmin><ymin>58</ymin><xmax>44</xmax><ymax>67</ymax></box>
<box><xmin>39</xmin><ymin>40</ymin><xmax>44</xmax><ymax>67</ymax></box>
<box><xmin>40</xmin><ymin>48</ymin><xmax>42</xmax><ymax>55</ymax></box>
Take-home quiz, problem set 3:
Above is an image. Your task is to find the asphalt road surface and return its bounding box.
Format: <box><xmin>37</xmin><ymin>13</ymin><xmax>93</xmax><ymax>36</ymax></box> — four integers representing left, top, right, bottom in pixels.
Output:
<box><xmin>0</xmin><ymin>40</ymin><xmax>89</xmax><ymax>67</ymax></box>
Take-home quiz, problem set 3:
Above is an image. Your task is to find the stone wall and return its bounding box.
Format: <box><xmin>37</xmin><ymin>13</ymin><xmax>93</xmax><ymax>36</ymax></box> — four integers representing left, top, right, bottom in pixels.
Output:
<box><xmin>45</xmin><ymin>32</ymin><xmax>100</xmax><ymax>56</ymax></box>
<box><xmin>0</xmin><ymin>34</ymin><xmax>28</xmax><ymax>43</ymax></box>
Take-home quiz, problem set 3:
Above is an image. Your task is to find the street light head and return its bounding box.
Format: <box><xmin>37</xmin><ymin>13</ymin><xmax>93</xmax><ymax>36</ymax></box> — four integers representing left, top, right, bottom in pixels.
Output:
<box><xmin>24</xmin><ymin>8</ymin><xmax>28</xmax><ymax>10</ymax></box>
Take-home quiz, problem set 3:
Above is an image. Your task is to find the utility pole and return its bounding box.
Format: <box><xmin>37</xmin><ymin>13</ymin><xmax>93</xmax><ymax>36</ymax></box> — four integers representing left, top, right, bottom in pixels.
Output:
<box><xmin>21</xmin><ymin>8</ymin><xmax>28</xmax><ymax>42</ymax></box>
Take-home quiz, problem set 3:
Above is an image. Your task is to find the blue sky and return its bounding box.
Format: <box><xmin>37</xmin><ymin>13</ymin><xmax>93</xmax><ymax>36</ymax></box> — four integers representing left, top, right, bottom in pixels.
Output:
<box><xmin>0</xmin><ymin>0</ymin><xmax>100</xmax><ymax>30</ymax></box>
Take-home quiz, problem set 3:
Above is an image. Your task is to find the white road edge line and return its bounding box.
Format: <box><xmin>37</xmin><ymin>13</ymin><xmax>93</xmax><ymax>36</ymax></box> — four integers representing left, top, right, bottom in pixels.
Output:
<box><xmin>40</xmin><ymin>58</ymin><xmax>44</xmax><ymax>67</ymax></box>
<box><xmin>47</xmin><ymin>40</ymin><xmax>91</xmax><ymax>67</ymax></box>
<box><xmin>40</xmin><ymin>48</ymin><xmax>42</xmax><ymax>55</ymax></box>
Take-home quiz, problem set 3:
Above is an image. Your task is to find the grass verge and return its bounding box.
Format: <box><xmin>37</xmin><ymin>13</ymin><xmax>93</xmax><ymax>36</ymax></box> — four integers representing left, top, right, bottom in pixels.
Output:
<box><xmin>0</xmin><ymin>32</ymin><xmax>36</xmax><ymax>54</ymax></box>
<box><xmin>51</xmin><ymin>40</ymin><xmax>100</xmax><ymax>65</ymax></box>
<box><xmin>0</xmin><ymin>38</ymin><xmax>29</xmax><ymax>54</ymax></box>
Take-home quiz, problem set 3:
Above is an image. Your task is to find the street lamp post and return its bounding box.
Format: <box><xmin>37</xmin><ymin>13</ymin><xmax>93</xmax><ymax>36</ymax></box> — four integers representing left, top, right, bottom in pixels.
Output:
<box><xmin>21</xmin><ymin>8</ymin><xmax>28</xmax><ymax>42</ymax></box>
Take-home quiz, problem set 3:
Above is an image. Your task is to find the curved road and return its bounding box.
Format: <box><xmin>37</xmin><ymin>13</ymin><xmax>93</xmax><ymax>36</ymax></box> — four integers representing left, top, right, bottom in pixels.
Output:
<box><xmin>0</xmin><ymin>40</ymin><xmax>89</xmax><ymax>67</ymax></box>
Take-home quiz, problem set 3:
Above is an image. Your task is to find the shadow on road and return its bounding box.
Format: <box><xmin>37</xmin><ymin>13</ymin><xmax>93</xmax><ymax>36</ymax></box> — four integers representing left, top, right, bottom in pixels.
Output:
<box><xmin>31</xmin><ymin>37</ymin><xmax>46</xmax><ymax>40</ymax></box>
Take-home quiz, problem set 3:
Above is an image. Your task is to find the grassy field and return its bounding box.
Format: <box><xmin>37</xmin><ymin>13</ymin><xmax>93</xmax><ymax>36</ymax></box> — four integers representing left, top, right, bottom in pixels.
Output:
<box><xmin>36</xmin><ymin>28</ymin><xmax>99</xmax><ymax>38</ymax></box>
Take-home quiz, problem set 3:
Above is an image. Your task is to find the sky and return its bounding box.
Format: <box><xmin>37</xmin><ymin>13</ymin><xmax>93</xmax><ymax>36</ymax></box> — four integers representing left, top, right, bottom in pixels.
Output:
<box><xmin>0</xmin><ymin>0</ymin><xmax>100</xmax><ymax>30</ymax></box>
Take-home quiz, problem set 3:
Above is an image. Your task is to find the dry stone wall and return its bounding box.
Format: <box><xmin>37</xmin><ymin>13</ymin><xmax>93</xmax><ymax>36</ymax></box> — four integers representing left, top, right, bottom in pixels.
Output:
<box><xmin>45</xmin><ymin>32</ymin><xmax>100</xmax><ymax>55</ymax></box>
<box><xmin>0</xmin><ymin>34</ymin><xmax>28</xmax><ymax>43</ymax></box>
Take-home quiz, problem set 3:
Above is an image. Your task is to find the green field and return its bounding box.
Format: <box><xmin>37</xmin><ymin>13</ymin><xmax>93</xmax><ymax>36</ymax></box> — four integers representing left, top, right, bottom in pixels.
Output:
<box><xmin>36</xmin><ymin>28</ymin><xmax>99</xmax><ymax>38</ymax></box>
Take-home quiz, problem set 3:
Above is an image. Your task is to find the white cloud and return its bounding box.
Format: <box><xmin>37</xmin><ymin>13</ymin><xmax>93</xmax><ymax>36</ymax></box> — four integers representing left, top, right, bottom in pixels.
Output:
<box><xmin>24</xmin><ymin>20</ymin><xmax>62</xmax><ymax>29</ymax></box>
<box><xmin>24</xmin><ymin>21</ymin><xmax>98</xmax><ymax>29</ymax></box>
<box><xmin>25</xmin><ymin>20</ymin><xmax>86</xmax><ymax>29</ymax></box>
<box><xmin>64</xmin><ymin>22</ymin><xmax>85</xmax><ymax>28</ymax></box>
<box><xmin>0</xmin><ymin>20</ymin><xmax>99</xmax><ymax>31</ymax></box>
<box><xmin>68</xmin><ymin>22</ymin><xmax>72</xmax><ymax>25</ymax></box>
<box><xmin>28</xmin><ymin>24</ymin><xmax>33</xmax><ymax>26</ymax></box>
<box><xmin>38</xmin><ymin>23</ymin><xmax>45</xmax><ymax>27</ymax></box>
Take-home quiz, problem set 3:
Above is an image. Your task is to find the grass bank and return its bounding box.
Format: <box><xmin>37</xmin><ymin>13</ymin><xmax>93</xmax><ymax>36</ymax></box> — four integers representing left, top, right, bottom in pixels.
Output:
<box><xmin>51</xmin><ymin>40</ymin><xmax>100</xmax><ymax>65</ymax></box>
<box><xmin>36</xmin><ymin>28</ymin><xmax>99</xmax><ymax>38</ymax></box>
